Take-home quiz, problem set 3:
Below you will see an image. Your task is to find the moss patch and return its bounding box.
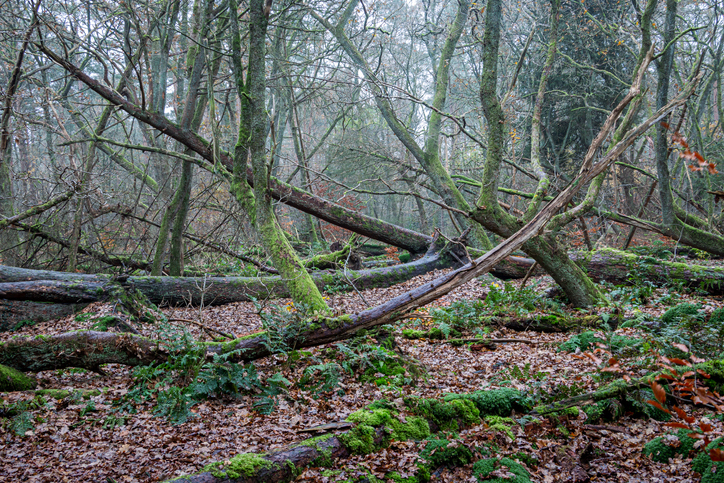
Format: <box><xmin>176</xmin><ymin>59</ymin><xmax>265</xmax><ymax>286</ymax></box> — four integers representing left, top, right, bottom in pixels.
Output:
<box><xmin>472</xmin><ymin>457</ymin><xmax>531</xmax><ymax>482</ymax></box>
<box><xmin>0</xmin><ymin>363</ymin><xmax>36</xmax><ymax>392</ymax></box>
<box><xmin>206</xmin><ymin>452</ymin><xmax>277</xmax><ymax>479</ymax></box>
<box><xmin>643</xmin><ymin>429</ymin><xmax>697</xmax><ymax>463</ymax></box>
<box><xmin>445</xmin><ymin>388</ymin><xmax>531</xmax><ymax>416</ymax></box>
<box><xmin>485</xmin><ymin>415</ymin><xmax>516</xmax><ymax>440</ymax></box>
<box><xmin>34</xmin><ymin>389</ymin><xmax>71</xmax><ymax>400</ymax></box>
<box><xmin>407</xmin><ymin>397</ymin><xmax>480</xmax><ymax>431</ymax></box>
<box><xmin>692</xmin><ymin>438</ymin><xmax>724</xmax><ymax>483</ymax></box>
<box><xmin>418</xmin><ymin>436</ymin><xmax>473</xmax><ymax>469</ymax></box>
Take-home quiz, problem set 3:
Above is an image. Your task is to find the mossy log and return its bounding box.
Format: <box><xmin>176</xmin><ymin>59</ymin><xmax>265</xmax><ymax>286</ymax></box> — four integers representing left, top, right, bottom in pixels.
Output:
<box><xmin>0</xmin><ymin>362</ymin><xmax>36</xmax><ymax>391</ymax></box>
<box><xmin>0</xmin><ymin>299</ymin><xmax>88</xmax><ymax>332</ymax></box>
<box><xmin>164</xmin><ymin>390</ymin><xmax>517</xmax><ymax>483</ymax></box>
<box><xmin>569</xmin><ymin>248</ymin><xmax>724</xmax><ymax>294</ymax></box>
<box><xmin>0</xmin><ymin>253</ymin><xmax>452</xmax><ymax>307</ymax></box>
<box><xmin>0</xmin><ymin>331</ymin><xmax>166</xmax><ymax>372</ymax></box>
<box><xmin>533</xmin><ymin>360</ymin><xmax>724</xmax><ymax>416</ymax></box>
<box><xmin>498</xmin><ymin>315</ymin><xmax>608</xmax><ymax>332</ymax></box>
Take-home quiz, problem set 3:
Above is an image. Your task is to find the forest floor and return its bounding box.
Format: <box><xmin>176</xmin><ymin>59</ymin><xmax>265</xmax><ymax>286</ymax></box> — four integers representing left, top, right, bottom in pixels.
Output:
<box><xmin>2</xmin><ymin>254</ymin><xmax>724</xmax><ymax>482</ymax></box>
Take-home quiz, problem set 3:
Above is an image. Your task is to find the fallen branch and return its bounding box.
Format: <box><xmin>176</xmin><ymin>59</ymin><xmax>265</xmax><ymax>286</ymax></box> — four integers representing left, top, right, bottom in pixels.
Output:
<box><xmin>167</xmin><ymin>318</ymin><xmax>236</xmax><ymax>340</ymax></box>
<box><xmin>0</xmin><ymin>190</ymin><xmax>75</xmax><ymax>230</ymax></box>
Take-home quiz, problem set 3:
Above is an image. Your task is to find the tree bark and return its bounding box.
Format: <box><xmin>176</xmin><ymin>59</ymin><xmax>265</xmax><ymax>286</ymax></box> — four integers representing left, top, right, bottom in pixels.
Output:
<box><xmin>0</xmin><ymin>251</ymin><xmax>456</xmax><ymax>308</ymax></box>
<box><xmin>0</xmin><ymin>331</ymin><xmax>166</xmax><ymax>372</ymax></box>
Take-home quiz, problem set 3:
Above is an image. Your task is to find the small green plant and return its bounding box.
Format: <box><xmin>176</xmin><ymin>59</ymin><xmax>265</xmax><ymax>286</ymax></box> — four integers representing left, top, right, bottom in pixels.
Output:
<box><xmin>558</xmin><ymin>330</ymin><xmax>641</xmax><ymax>354</ymax></box>
<box><xmin>1</xmin><ymin>396</ymin><xmax>47</xmax><ymax>436</ymax></box>
<box><xmin>12</xmin><ymin>319</ymin><xmax>36</xmax><ymax>330</ymax></box>
<box><xmin>155</xmin><ymin>386</ymin><xmax>195</xmax><ymax>425</ymax></box>
<box><xmin>484</xmin><ymin>282</ymin><xmax>563</xmax><ymax>317</ymax></box>
<box><xmin>299</xmin><ymin>362</ymin><xmax>343</xmax><ymax>395</ymax></box>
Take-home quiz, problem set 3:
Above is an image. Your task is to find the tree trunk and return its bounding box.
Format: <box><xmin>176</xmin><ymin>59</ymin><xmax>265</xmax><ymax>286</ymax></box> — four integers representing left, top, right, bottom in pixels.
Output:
<box><xmin>0</xmin><ymin>331</ymin><xmax>166</xmax><ymax>372</ymax></box>
<box><xmin>474</xmin><ymin>0</ymin><xmax>605</xmax><ymax>307</ymax></box>
<box><xmin>0</xmin><ymin>2</ymin><xmax>41</xmax><ymax>265</ymax></box>
<box><xmin>0</xmin><ymin>251</ymin><xmax>456</xmax><ymax>309</ymax></box>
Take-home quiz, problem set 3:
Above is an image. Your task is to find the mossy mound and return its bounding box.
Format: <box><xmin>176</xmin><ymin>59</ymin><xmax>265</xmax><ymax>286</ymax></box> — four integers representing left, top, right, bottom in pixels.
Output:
<box><xmin>643</xmin><ymin>429</ymin><xmax>697</xmax><ymax>463</ymax></box>
<box><xmin>203</xmin><ymin>452</ymin><xmax>277</xmax><ymax>479</ymax></box>
<box><xmin>0</xmin><ymin>363</ymin><xmax>36</xmax><ymax>392</ymax></box>
<box><xmin>692</xmin><ymin>438</ymin><xmax>724</xmax><ymax>483</ymax></box>
<box><xmin>485</xmin><ymin>415</ymin><xmax>516</xmax><ymax>440</ymax></box>
<box><xmin>445</xmin><ymin>388</ymin><xmax>532</xmax><ymax>416</ymax></box>
<box><xmin>340</xmin><ymin>405</ymin><xmax>432</xmax><ymax>455</ymax></box>
<box><xmin>407</xmin><ymin>397</ymin><xmax>481</xmax><ymax>431</ymax></box>
<box><xmin>418</xmin><ymin>435</ymin><xmax>473</xmax><ymax>469</ymax></box>
<box><xmin>472</xmin><ymin>457</ymin><xmax>531</xmax><ymax>483</ymax></box>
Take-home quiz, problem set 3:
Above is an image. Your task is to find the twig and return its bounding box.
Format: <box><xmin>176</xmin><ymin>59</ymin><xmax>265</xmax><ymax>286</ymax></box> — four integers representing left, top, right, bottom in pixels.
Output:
<box><xmin>446</xmin><ymin>338</ymin><xmax>538</xmax><ymax>345</ymax></box>
<box><xmin>167</xmin><ymin>318</ymin><xmax>236</xmax><ymax>340</ymax></box>
<box><xmin>520</xmin><ymin>261</ymin><xmax>539</xmax><ymax>289</ymax></box>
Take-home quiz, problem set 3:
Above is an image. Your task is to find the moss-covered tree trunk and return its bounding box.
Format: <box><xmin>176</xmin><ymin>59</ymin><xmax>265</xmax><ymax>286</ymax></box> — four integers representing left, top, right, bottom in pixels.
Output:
<box><xmin>474</xmin><ymin>0</ymin><xmax>605</xmax><ymax>307</ymax></box>
<box><xmin>237</xmin><ymin>0</ymin><xmax>329</xmax><ymax>312</ymax></box>
<box><xmin>0</xmin><ymin>251</ymin><xmax>455</xmax><ymax>309</ymax></box>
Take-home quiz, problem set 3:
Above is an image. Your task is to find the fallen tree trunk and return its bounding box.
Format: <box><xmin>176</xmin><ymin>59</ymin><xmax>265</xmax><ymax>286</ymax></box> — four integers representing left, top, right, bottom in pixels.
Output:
<box><xmin>0</xmin><ymin>252</ymin><xmax>453</xmax><ymax>309</ymax></box>
<box><xmin>12</xmin><ymin>244</ymin><xmax>718</xmax><ymax>313</ymax></box>
<box><xmin>0</xmin><ymin>331</ymin><xmax>166</xmax><ymax>372</ymax></box>
<box><xmin>569</xmin><ymin>248</ymin><xmax>724</xmax><ymax>294</ymax></box>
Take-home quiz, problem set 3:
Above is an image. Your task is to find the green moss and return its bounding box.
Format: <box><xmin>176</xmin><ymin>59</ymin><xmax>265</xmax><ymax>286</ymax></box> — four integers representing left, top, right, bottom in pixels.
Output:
<box><xmin>389</xmin><ymin>416</ymin><xmax>430</xmax><ymax>441</ymax></box>
<box><xmin>418</xmin><ymin>436</ymin><xmax>473</xmax><ymax>468</ymax></box>
<box><xmin>0</xmin><ymin>363</ymin><xmax>36</xmax><ymax>391</ymax></box>
<box><xmin>348</xmin><ymin>408</ymin><xmax>396</xmax><ymax>427</ymax></box>
<box><xmin>697</xmin><ymin>360</ymin><xmax>724</xmax><ymax>394</ymax></box>
<box><xmin>321</xmin><ymin>469</ymin><xmax>342</xmax><ymax>478</ymax></box>
<box><xmin>473</xmin><ymin>457</ymin><xmax>531</xmax><ymax>483</ymax></box>
<box><xmin>485</xmin><ymin>415</ymin><xmax>516</xmax><ymax>440</ymax></box>
<box><xmin>533</xmin><ymin>404</ymin><xmax>579</xmax><ymax>420</ymax></box>
<box><xmin>692</xmin><ymin>438</ymin><xmax>724</xmax><ymax>483</ymax></box>
<box><xmin>206</xmin><ymin>453</ymin><xmax>276</xmax><ymax>479</ymax></box>
<box><xmin>295</xmin><ymin>433</ymin><xmax>336</xmax><ymax>467</ymax></box>
<box><xmin>402</xmin><ymin>329</ymin><xmax>427</xmax><ymax>339</ymax></box>
<box><xmin>315</xmin><ymin>314</ymin><xmax>351</xmax><ymax>330</ymax></box>
<box><xmin>407</xmin><ymin>397</ymin><xmax>480</xmax><ymax>430</ymax></box>
<box><xmin>643</xmin><ymin>429</ymin><xmax>697</xmax><ymax>463</ymax></box>
<box><xmin>339</xmin><ymin>423</ymin><xmax>377</xmax><ymax>455</ymax></box>
<box><xmin>201</xmin><ymin>332</ymin><xmax>266</xmax><ymax>352</ymax></box>
<box><xmin>445</xmin><ymin>388</ymin><xmax>531</xmax><ymax>416</ymax></box>
<box><xmin>583</xmin><ymin>400</ymin><xmax>620</xmax><ymax>423</ymax></box>
<box><xmin>387</xmin><ymin>470</ymin><xmax>421</xmax><ymax>483</ymax></box>
<box><xmin>34</xmin><ymin>389</ymin><xmax>71</xmax><ymax>400</ymax></box>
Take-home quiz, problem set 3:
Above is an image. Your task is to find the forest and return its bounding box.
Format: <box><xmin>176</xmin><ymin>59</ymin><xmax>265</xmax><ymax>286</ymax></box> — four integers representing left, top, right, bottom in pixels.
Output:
<box><xmin>2</xmin><ymin>0</ymin><xmax>724</xmax><ymax>481</ymax></box>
